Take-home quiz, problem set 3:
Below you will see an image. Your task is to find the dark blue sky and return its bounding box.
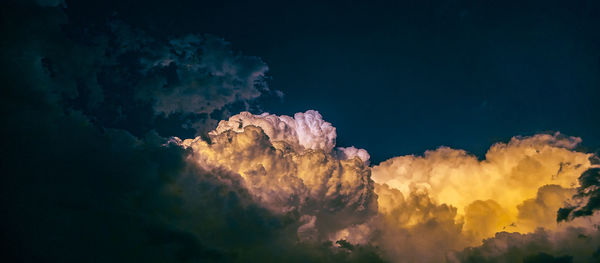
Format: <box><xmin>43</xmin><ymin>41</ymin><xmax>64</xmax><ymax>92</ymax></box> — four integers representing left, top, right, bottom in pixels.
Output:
<box><xmin>67</xmin><ymin>0</ymin><xmax>600</xmax><ymax>164</ymax></box>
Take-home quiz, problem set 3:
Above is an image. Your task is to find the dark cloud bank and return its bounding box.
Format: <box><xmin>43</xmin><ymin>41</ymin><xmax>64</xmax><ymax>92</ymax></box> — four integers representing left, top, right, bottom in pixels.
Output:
<box><xmin>0</xmin><ymin>1</ymin><xmax>381</xmax><ymax>262</ymax></box>
<box><xmin>1</xmin><ymin>1</ymin><xmax>599</xmax><ymax>263</ymax></box>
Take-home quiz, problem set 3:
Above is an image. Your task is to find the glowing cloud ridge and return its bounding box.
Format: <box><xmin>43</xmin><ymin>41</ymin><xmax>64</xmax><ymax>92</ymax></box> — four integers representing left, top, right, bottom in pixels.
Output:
<box><xmin>178</xmin><ymin>110</ymin><xmax>599</xmax><ymax>262</ymax></box>
<box><xmin>178</xmin><ymin>111</ymin><xmax>376</xmax><ymax>241</ymax></box>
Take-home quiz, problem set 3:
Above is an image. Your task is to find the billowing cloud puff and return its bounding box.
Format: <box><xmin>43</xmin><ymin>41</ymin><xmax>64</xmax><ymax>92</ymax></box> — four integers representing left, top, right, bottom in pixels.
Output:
<box><xmin>517</xmin><ymin>185</ymin><xmax>575</xmax><ymax>230</ymax></box>
<box><xmin>372</xmin><ymin>133</ymin><xmax>592</xmax><ymax>235</ymax></box>
<box><xmin>361</xmin><ymin>133</ymin><xmax>598</xmax><ymax>262</ymax></box>
<box><xmin>336</xmin><ymin>146</ymin><xmax>371</xmax><ymax>165</ymax></box>
<box><xmin>179</xmin><ymin>123</ymin><xmax>377</xmax><ymax>239</ymax></box>
<box><xmin>368</xmin><ymin>183</ymin><xmax>466</xmax><ymax>262</ymax></box>
<box><xmin>209</xmin><ymin>110</ymin><xmax>370</xmax><ymax>162</ymax></box>
<box><xmin>210</xmin><ymin>111</ymin><xmax>337</xmax><ymax>151</ymax></box>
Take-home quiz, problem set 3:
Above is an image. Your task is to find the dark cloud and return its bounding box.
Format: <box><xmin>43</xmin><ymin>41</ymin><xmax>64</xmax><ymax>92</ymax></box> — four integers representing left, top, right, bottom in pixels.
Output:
<box><xmin>5</xmin><ymin>0</ymin><xmax>275</xmax><ymax>140</ymax></box>
<box><xmin>455</xmin><ymin>229</ymin><xmax>600</xmax><ymax>263</ymax></box>
<box><xmin>558</xmin><ymin>167</ymin><xmax>600</xmax><ymax>222</ymax></box>
<box><xmin>108</xmin><ymin>21</ymin><xmax>270</xmax><ymax>117</ymax></box>
<box><xmin>0</xmin><ymin>1</ymin><xmax>383</xmax><ymax>262</ymax></box>
<box><xmin>523</xmin><ymin>253</ymin><xmax>572</xmax><ymax>263</ymax></box>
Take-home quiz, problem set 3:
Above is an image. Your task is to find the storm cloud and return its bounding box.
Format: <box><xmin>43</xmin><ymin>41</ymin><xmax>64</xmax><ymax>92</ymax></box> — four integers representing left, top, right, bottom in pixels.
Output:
<box><xmin>1</xmin><ymin>1</ymin><xmax>599</xmax><ymax>263</ymax></box>
<box><xmin>0</xmin><ymin>1</ymin><xmax>380</xmax><ymax>262</ymax></box>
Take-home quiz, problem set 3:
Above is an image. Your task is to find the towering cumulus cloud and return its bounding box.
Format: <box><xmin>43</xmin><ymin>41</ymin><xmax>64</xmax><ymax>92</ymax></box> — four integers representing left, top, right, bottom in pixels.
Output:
<box><xmin>178</xmin><ymin>111</ymin><xmax>376</xmax><ymax>240</ymax></box>
<box><xmin>1</xmin><ymin>2</ymin><xmax>382</xmax><ymax>262</ymax></box>
<box><xmin>2</xmin><ymin>1</ymin><xmax>600</xmax><ymax>262</ymax></box>
<box><xmin>373</xmin><ymin>133</ymin><xmax>591</xmax><ymax>235</ymax></box>
<box><xmin>209</xmin><ymin>110</ymin><xmax>337</xmax><ymax>152</ymax></box>
<box><xmin>176</xmin><ymin>110</ymin><xmax>600</xmax><ymax>262</ymax></box>
<box><xmin>368</xmin><ymin>133</ymin><xmax>600</xmax><ymax>262</ymax></box>
<box><xmin>209</xmin><ymin>111</ymin><xmax>370</xmax><ymax>163</ymax></box>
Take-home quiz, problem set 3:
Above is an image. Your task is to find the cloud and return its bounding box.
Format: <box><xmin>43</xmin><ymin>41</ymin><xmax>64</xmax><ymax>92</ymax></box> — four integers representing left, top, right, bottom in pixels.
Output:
<box><xmin>128</xmin><ymin>32</ymin><xmax>270</xmax><ymax>116</ymax></box>
<box><xmin>179</xmin><ymin>122</ymin><xmax>377</xmax><ymax>238</ymax></box>
<box><xmin>336</xmin><ymin>146</ymin><xmax>371</xmax><ymax>165</ymax></box>
<box><xmin>10</xmin><ymin>11</ymin><xmax>272</xmax><ymax>139</ymax></box>
<box><xmin>372</xmin><ymin>133</ymin><xmax>592</xmax><ymax>235</ymax></box>
<box><xmin>362</xmin><ymin>133</ymin><xmax>597</xmax><ymax>262</ymax></box>
<box><xmin>209</xmin><ymin>110</ymin><xmax>370</xmax><ymax>163</ymax></box>
<box><xmin>558</xmin><ymin>167</ymin><xmax>600</xmax><ymax>222</ymax></box>
<box><xmin>367</xmin><ymin>183</ymin><xmax>466</xmax><ymax>262</ymax></box>
<box><xmin>0</xmin><ymin>2</ymin><xmax>383</xmax><ymax>262</ymax></box>
<box><xmin>518</xmin><ymin>185</ymin><xmax>575</xmax><ymax>229</ymax></box>
<box><xmin>209</xmin><ymin>110</ymin><xmax>337</xmax><ymax>152</ymax></box>
<box><xmin>2</xmin><ymin>1</ymin><xmax>600</xmax><ymax>263</ymax></box>
<box><xmin>453</xmin><ymin>213</ymin><xmax>600</xmax><ymax>262</ymax></box>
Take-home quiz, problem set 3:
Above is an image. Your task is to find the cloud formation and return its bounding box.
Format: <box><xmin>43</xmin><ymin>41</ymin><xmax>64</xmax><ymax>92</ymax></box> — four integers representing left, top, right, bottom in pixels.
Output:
<box><xmin>454</xmin><ymin>213</ymin><xmax>600</xmax><ymax>263</ymax></box>
<box><xmin>373</xmin><ymin>135</ymin><xmax>589</xmax><ymax>221</ymax></box>
<box><xmin>10</xmin><ymin>6</ymin><xmax>274</xmax><ymax>139</ymax></box>
<box><xmin>372</xmin><ymin>133</ymin><xmax>590</xmax><ymax>220</ymax></box>
<box><xmin>0</xmin><ymin>2</ymin><xmax>381</xmax><ymax>262</ymax></box>
<box><xmin>179</xmin><ymin>112</ymin><xmax>377</xmax><ymax>240</ymax></box>
<box><xmin>366</xmin><ymin>133</ymin><xmax>597</xmax><ymax>262</ymax></box>
<box><xmin>113</xmin><ymin>27</ymin><xmax>270</xmax><ymax>116</ymax></box>
<box><xmin>175</xmin><ymin>109</ymin><xmax>600</xmax><ymax>262</ymax></box>
<box><xmin>210</xmin><ymin>110</ymin><xmax>370</xmax><ymax>162</ymax></box>
<box><xmin>2</xmin><ymin>1</ymin><xmax>600</xmax><ymax>263</ymax></box>
<box><xmin>210</xmin><ymin>110</ymin><xmax>337</xmax><ymax>151</ymax></box>
<box><xmin>558</xmin><ymin>167</ymin><xmax>600</xmax><ymax>221</ymax></box>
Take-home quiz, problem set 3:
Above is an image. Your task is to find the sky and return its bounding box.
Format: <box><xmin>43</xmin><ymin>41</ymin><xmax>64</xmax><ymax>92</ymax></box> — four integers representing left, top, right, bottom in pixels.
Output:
<box><xmin>1</xmin><ymin>0</ymin><xmax>600</xmax><ymax>263</ymax></box>
<box><xmin>64</xmin><ymin>0</ymin><xmax>600</xmax><ymax>163</ymax></box>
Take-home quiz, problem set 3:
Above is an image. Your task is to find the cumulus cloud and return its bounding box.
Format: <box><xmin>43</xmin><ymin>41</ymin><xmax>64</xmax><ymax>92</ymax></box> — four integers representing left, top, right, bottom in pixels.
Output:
<box><xmin>209</xmin><ymin>110</ymin><xmax>337</xmax><ymax>151</ymax></box>
<box><xmin>0</xmin><ymin>2</ymin><xmax>382</xmax><ymax>262</ymax></box>
<box><xmin>453</xmin><ymin>212</ymin><xmax>600</xmax><ymax>262</ymax></box>
<box><xmin>518</xmin><ymin>185</ymin><xmax>575</xmax><ymax>229</ymax></box>
<box><xmin>367</xmin><ymin>183</ymin><xmax>466</xmax><ymax>262</ymax></box>
<box><xmin>372</xmin><ymin>133</ymin><xmax>592</xmax><ymax>235</ymax></box>
<box><xmin>177</xmin><ymin>112</ymin><xmax>600</xmax><ymax>263</ymax></box>
<box><xmin>336</xmin><ymin>146</ymin><xmax>371</xmax><ymax>165</ymax></box>
<box><xmin>209</xmin><ymin>110</ymin><xmax>370</xmax><ymax>162</ymax></box>
<box><xmin>3</xmin><ymin>1</ymin><xmax>600</xmax><ymax>263</ymax></box>
<box><xmin>363</xmin><ymin>133</ymin><xmax>597</xmax><ymax>262</ymax></box>
<box><xmin>179</xmin><ymin>122</ymin><xmax>377</xmax><ymax>238</ymax></box>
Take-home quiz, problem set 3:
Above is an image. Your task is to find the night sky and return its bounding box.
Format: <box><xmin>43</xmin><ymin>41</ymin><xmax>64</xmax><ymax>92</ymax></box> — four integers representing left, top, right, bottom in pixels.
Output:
<box><xmin>2</xmin><ymin>1</ymin><xmax>600</xmax><ymax>262</ymax></box>
<box><xmin>65</xmin><ymin>0</ymin><xmax>600</xmax><ymax>163</ymax></box>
